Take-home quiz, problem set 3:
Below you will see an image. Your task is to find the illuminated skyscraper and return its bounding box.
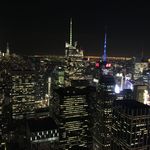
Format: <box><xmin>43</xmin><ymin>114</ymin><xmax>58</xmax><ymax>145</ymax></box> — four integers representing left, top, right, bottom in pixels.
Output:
<box><xmin>11</xmin><ymin>70</ymin><xmax>36</xmax><ymax>119</ymax></box>
<box><xmin>134</xmin><ymin>62</ymin><xmax>148</xmax><ymax>81</ymax></box>
<box><xmin>64</xmin><ymin>18</ymin><xmax>85</xmax><ymax>86</ymax></box>
<box><xmin>103</xmin><ymin>32</ymin><xmax>107</xmax><ymax>62</ymax></box>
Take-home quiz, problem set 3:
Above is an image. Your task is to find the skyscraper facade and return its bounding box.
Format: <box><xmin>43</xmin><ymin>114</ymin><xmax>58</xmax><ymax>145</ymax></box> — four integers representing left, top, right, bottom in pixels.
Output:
<box><xmin>112</xmin><ymin>100</ymin><xmax>150</xmax><ymax>150</ymax></box>
<box><xmin>11</xmin><ymin>70</ymin><xmax>36</xmax><ymax>119</ymax></box>
<box><xmin>92</xmin><ymin>75</ymin><xmax>116</xmax><ymax>150</ymax></box>
<box><xmin>64</xmin><ymin>19</ymin><xmax>85</xmax><ymax>87</ymax></box>
<box><xmin>54</xmin><ymin>86</ymin><xmax>90</xmax><ymax>149</ymax></box>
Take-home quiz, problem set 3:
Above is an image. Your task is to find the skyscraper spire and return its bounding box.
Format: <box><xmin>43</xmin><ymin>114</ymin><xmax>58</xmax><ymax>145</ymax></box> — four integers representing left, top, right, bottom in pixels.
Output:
<box><xmin>141</xmin><ymin>48</ymin><xmax>144</xmax><ymax>60</ymax></box>
<box><xmin>70</xmin><ymin>18</ymin><xmax>73</xmax><ymax>46</ymax></box>
<box><xmin>6</xmin><ymin>42</ymin><xmax>10</xmax><ymax>55</ymax></box>
<box><xmin>103</xmin><ymin>31</ymin><xmax>107</xmax><ymax>62</ymax></box>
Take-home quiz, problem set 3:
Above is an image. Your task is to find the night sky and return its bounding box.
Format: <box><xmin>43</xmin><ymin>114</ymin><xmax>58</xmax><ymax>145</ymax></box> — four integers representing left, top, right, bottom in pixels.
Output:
<box><xmin>0</xmin><ymin>1</ymin><xmax>150</xmax><ymax>57</ymax></box>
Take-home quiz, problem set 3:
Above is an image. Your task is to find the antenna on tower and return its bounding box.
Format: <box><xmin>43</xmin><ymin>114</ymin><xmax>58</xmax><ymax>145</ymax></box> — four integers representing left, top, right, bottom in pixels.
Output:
<box><xmin>141</xmin><ymin>48</ymin><xmax>144</xmax><ymax>61</ymax></box>
<box><xmin>70</xmin><ymin>18</ymin><xmax>73</xmax><ymax>46</ymax></box>
<box><xmin>103</xmin><ymin>27</ymin><xmax>107</xmax><ymax>62</ymax></box>
<box><xmin>141</xmin><ymin>48</ymin><xmax>144</xmax><ymax>58</ymax></box>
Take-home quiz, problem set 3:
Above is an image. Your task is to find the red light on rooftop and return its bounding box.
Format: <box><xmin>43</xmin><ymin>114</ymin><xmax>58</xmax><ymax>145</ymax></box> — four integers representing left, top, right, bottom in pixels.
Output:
<box><xmin>95</xmin><ymin>62</ymin><xmax>100</xmax><ymax>68</ymax></box>
<box><xmin>106</xmin><ymin>63</ymin><xmax>112</xmax><ymax>68</ymax></box>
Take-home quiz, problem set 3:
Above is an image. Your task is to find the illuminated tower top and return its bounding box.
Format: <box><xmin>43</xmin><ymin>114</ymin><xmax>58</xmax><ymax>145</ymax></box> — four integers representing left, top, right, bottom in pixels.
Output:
<box><xmin>103</xmin><ymin>32</ymin><xmax>107</xmax><ymax>62</ymax></box>
<box><xmin>70</xmin><ymin>18</ymin><xmax>73</xmax><ymax>46</ymax></box>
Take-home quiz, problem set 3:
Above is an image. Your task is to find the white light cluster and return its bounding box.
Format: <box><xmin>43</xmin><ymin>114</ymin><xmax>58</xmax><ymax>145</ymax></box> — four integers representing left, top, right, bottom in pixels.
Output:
<box><xmin>115</xmin><ymin>84</ymin><xmax>121</xmax><ymax>94</ymax></box>
<box><xmin>143</xmin><ymin>90</ymin><xmax>150</xmax><ymax>105</ymax></box>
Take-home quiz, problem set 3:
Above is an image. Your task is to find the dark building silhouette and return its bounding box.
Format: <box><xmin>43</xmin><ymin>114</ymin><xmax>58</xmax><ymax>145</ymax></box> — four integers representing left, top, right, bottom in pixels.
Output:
<box><xmin>92</xmin><ymin>75</ymin><xmax>116</xmax><ymax>150</ymax></box>
<box><xmin>28</xmin><ymin>117</ymin><xmax>59</xmax><ymax>150</ymax></box>
<box><xmin>112</xmin><ymin>100</ymin><xmax>150</xmax><ymax>150</ymax></box>
<box><xmin>54</xmin><ymin>86</ymin><xmax>90</xmax><ymax>149</ymax></box>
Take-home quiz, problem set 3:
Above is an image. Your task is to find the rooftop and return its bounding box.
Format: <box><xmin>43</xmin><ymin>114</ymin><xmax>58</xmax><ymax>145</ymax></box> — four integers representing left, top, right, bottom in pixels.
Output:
<box><xmin>54</xmin><ymin>86</ymin><xmax>89</xmax><ymax>96</ymax></box>
<box><xmin>114</xmin><ymin>100</ymin><xmax>150</xmax><ymax>116</ymax></box>
<box><xmin>99</xmin><ymin>75</ymin><xmax>115</xmax><ymax>85</ymax></box>
<box><xmin>115</xmin><ymin>100</ymin><xmax>150</xmax><ymax>109</ymax></box>
<box><xmin>28</xmin><ymin>117</ymin><xmax>57</xmax><ymax>132</ymax></box>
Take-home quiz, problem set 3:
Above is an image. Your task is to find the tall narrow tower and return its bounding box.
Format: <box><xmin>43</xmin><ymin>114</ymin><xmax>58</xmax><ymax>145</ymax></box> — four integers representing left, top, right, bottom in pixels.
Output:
<box><xmin>64</xmin><ymin>18</ymin><xmax>85</xmax><ymax>86</ymax></box>
<box><xmin>6</xmin><ymin>42</ymin><xmax>10</xmax><ymax>56</ymax></box>
<box><xmin>69</xmin><ymin>18</ymin><xmax>73</xmax><ymax>46</ymax></box>
<box><xmin>103</xmin><ymin>32</ymin><xmax>107</xmax><ymax>62</ymax></box>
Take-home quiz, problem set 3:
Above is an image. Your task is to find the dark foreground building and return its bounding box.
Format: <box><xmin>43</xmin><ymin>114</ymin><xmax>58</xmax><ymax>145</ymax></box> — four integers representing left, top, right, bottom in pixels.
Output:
<box><xmin>28</xmin><ymin>117</ymin><xmax>59</xmax><ymax>150</ymax></box>
<box><xmin>54</xmin><ymin>86</ymin><xmax>90</xmax><ymax>150</ymax></box>
<box><xmin>92</xmin><ymin>75</ymin><xmax>116</xmax><ymax>150</ymax></box>
<box><xmin>112</xmin><ymin>100</ymin><xmax>150</xmax><ymax>150</ymax></box>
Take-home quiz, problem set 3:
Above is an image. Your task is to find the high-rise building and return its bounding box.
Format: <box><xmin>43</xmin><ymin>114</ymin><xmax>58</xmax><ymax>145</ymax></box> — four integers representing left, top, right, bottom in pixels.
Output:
<box><xmin>134</xmin><ymin>85</ymin><xmax>149</xmax><ymax>105</ymax></box>
<box><xmin>52</xmin><ymin>66</ymin><xmax>65</xmax><ymax>87</ymax></box>
<box><xmin>64</xmin><ymin>19</ymin><xmax>85</xmax><ymax>86</ymax></box>
<box><xmin>134</xmin><ymin>62</ymin><xmax>148</xmax><ymax>81</ymax></box>
<box><xmin>92</xmin><ymin>75</ymin><xmax>116</xmax><ymax>150</ymax></box>
<box><xmin>112</xmin><ymin>100</ymin><xmax>150</xmax><ymax>150</ymax></box>
<box><xmin>103</xmin><ymin>31</ymin><xmax>107</xmax><ymax>62</ymax></box>
<box><xmin>54</xmin><ymin>86</ymin><xmax>90</xmax><ymax>149</ymax></box>
<box><xmin>1</xmin><ymin>72</ymin><xmax>12</xmax><ymax>142</ymax></box>
<box><xmin>0</xmin><ymin>74</ymin><xmax>3</xmax><ymax>142</ymax></box>
<box><xmin>11</xmin><ymin>70</ymin><xmax>36</xmax><ymax>119</ymax></box>
<box><xmin>142</xmin><ymin>69</ymin><xmax>150</xmax><ymax>90</ymax></box>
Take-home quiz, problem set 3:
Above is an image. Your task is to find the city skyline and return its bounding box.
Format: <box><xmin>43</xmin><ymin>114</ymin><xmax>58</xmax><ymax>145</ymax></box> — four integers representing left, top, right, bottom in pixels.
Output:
<box><xmin>0</xmin><ymin>1</ymin><xmax>150</xmax><ymax>57</ymax></box>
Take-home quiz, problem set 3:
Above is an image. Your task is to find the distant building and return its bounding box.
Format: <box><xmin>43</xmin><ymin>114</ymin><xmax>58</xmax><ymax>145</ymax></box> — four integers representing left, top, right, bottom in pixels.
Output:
<box><xmin>134</xmin><ymin>62</ymin><xmax>148</xmax><ymax>81</ymax></box>
<box><xmin>143</xmin><ymin>69</ymin><xmax>150</xmax><ymax>90</ymax></box>
<box><xmin>54</xmin><ymin>86</ymin><xmax>90</xmax><ymax>149</ymax></box>
<box><xmin>112</xmin><ymin>100</ymin><xmax>150</xmax><ymax>150</ymax></box>
<box><xmin>52</xmin><ymin>66</ymin><xmax>65</xmax><ymax>87</ymax></box>
<box><xmin>134</xmin><ymin>85</ymin><xmax>150</xmax><ymax>105</ymax></box>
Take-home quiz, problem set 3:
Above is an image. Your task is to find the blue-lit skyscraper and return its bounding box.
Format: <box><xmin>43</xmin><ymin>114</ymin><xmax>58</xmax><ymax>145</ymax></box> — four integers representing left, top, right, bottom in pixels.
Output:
<box><xmin>103</xmin><ymin>32</ymin><xmax>107</xmax><ymax>62</ymax></box>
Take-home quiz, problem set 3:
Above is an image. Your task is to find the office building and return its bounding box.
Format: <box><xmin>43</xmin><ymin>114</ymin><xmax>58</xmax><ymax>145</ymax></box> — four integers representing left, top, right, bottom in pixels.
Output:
<box><xmin>92</xmin><ymin>75</ymin><xmax>116</xmax><ymax>150</ymax></box>
<box><xmin>54</xmin><ymin>86</ymin><xmax>90</xmax><ymax>149</ymax></box>
<box><xmin>64</xmin><ymin>19</ymin><xmax>85</xmax><ymax>86</ymax></box>
<box><xmin>11</xmin><ymin>69</ymin><xmax>36</xmax><ymax>119</ymax></box>
<box><xmin>112</xmin><ymin>100</ymin><xmax>150</xmax><ymax>150</ymax></box>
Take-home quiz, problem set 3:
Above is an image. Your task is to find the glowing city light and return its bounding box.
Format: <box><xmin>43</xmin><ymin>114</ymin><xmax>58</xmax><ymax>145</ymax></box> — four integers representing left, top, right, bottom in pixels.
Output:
<box><xmin>95</xmin><ymin>62</ymin><xmax>100</xmax><ymax>68</ymax></box>
<box><xmin>143</xmin><ymin>90</ymin><xmax>150</xmax><ymax>105</ymax></box>
<box><xmin>93</xmin><ymin>78</ymin><xmax>99</xmax><ymax>83</ymax></box>
<box><xmin>115</xmin><ymin>84</ymin><xmax>120</xmax><ymax>94</ymax></box>
<box><xmin>106</xmin><ymin>63</ymin><xmax>111</xmax><ymax>68</ymax></box>
<box><xmin>116</xmin><ymin>73</ymin><xmax>123</xmax><ymax>77</ymax></box>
